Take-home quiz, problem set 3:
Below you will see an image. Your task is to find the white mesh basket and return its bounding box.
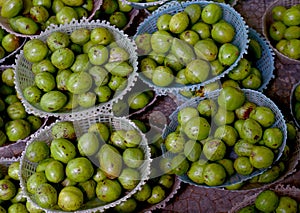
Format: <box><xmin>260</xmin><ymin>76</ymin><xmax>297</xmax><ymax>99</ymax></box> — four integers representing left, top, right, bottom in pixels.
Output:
<box><xmin>14</xmin><ymin>18</ymin><xmax>139</xmax><ymax>121</ymax></box>
<box><xmin>163</xmin><ymin>89</ymin><xmax>287</xmax><ymax>188</ymax></box>
<box><xmin>0</xmin><ymin>0</ymin><xmax>103</xmax><ymax>38</ymax></box>
<box><xmin>19</xmin><ymin>114</ymin><xmax>152</xmax><ymax>213</ymax></box>
<box><xmin>121</xmin><ymin>0</ymin><xmax>170</xmax><ymax>9</ymax></box>
<box><xmin>134</xmin><ymin>0</ymin><xmax>249</xmax><ymax>95</ymax></box>
<box><xmin>262</xmin><ymin>0</ymin><xmax>300</xmax><ymax>65</ymax></box>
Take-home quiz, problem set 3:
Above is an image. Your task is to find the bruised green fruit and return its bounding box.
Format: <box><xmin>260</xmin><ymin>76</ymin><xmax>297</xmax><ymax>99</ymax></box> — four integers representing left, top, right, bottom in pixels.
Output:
<box><xmin>56</xmin><ymin>6</ymin><xmax>78</xmax><ymax>25</ymax></box>
<box><xmin>96</xmin><ymin>179</ymin><xmax>122</xmax><ymax>202</ymax></box>
<box><xmin>90</xmin><ymin>27</ymin><xmax>113</xmax><ymax>46</ymax></box>
<box><xmin>184</xmin><ymin>59</ymin><xmax>211</xmax><ymax>84</ymax></box>
<box><xmin>255</xmin><ymin>190</ymin><xmax>279</xmax><ymax>212</ymax></box>
<box><xmin>66</xmin><ymin>157</ymin><xmax>94</xmax><ymax>183</ymax></box>
<box><xmin>34</xmin><ymin>183</ymin><xmax>57</xmax><ymax>209</ymax></box>
<box><xmin>51</xmin><ymin>48</ymin><xmax>75</xmax><ymax>70</ymax></box>
<box><xmin>169</xmin><ymin>12</ymin><xmax>189</xmax><ymax>34</ymax></box>
<box><xmin>187</xmin><ymin>160</ymin><xmax>207</xmax><ymax>184</ymax></box>
<box><xmin>1</xmin><ymin>0</ymin><xmax>23</xmax><ymax>18</ymax></box>
<box><xmin>234</xmin><ymin>139</ymin><xmax>254</xmax><ymax>157</ymax></box>
<box><xmin>234</xmin><ymin>156</ymin><xmax>253</xmax><ymax>175</ymax></box>
<box><xmin>46</xmin><ymin>31</ymin><xmax>70</xmax><ymax>51</ymax></box>
<box><xmin>88</xmin><ymin>44</ymin><xmax>109</xmax><ymax>66</ymax></box>
<box><xmin>5</xmin><ymin>119</ymin><xmax>31</xmax><ymax>141</ymax></box>
<box><xmin>50</xmin><ymin>138</ymin><xmax>76</xmax><ymax>164</ymax></box>
<box><xmin>240</xmin><ymin>118</ymin><xmax>263</xmax><ymax>144</ymax></box>
<box><xmin>269</xmin><ymin>21</ymin><xmax>287</xmax><ymax>41</ymax></box>
<box><xmin>135</xmin><ymin>33</ymin><xmax>152</xmax><ymax>55</ymax></box>
<box><xmin>197</xmin><ymin>99</ymin><xmax>217</xmax><ymax>117</ymax></box>
<box><xmin>109</xmin><ymin>11</ymin><xmax>128</xmax><ymax>29</ymax></box>
<box><xmin>66</xmin><ymin>71</ymin><xmax>93</xmax><ymax>94</ymax></box>
<box><xmin>40</xmin><ymin>91</ymin><xmax>67</xmax><ymax>112</ymax></box>
<box><xmin>164</xmin><ymin>132</ymin><xmax>185</xmax><ymax>153</ymax></box>
<box><xmin>25</xmin><ymin>141</ymin><xmax>50</xmax><ymax>163</ymax></box>
<box><xmin>27</xmin><ymin>172</ymin><xmax>48</xmax><ymax>194</ymax></box>
<box><xmin>147</xmin><ymin>185</ymin><xmax>165</xmax><ymax>204</ymax></box>
<box><xmin>203</xmin><ymin>162</ymin><xmax>226</xmax><ymax>186</ymax></box>
<box><xmin>0</xmin><ymin>179</ymin><xmax>16</xmax><ymax>200</ymax></box>
<box><xmin>23</xmin><ymin>84</ymin><xmax>43</xmax><ymax>103</ymax></box>
<box><xmin>263</xmin><ymin>127</ymin><xmax>283</xmax><ymax>149</ymax></box>
<box><xmin>98</xmin><ymin>144</ymin><xmax>122</xmax><ymax>179</ymax></box>
<box><xmin>58</xmin><ymin>186</ymin><xmax>83</xmax><ymax>211</ymax></box>
<box><xmin>152</xmin><ymin>66</ymin><xmax>174</xmax><ymax>87</ymax></box>
<box><xmin>51</xmin><ymin>121</ymin><xmax>76</xmax><ymax>140</ymax></box>
<box><xmin>171</xmin><ymin>38</ymin><xmax>195</xmax><ymax>65</ymax></box>
<box><xmin>30</xmin><ymin>5</ymin><xmax>49</xmax><ymax>24</ymax></box>
<box><xmin>214</xmin><ymin>125</ymin><xmax>238</xmax><ymax>146</ymax></box>
<box><xmin>1</xmin><ymin>34</ymin><xmax>20</xmax><ymax>53</ymax></box>
<box><xmin>183</xmin><ymin>116</ymin><xmax>210</xmax><ymax>141</ymax></box>
<box><xmin>275</xmin><ymin>196</ymin><xmax>298</xmax><ymax>213</ymax></box>
<box><xmin>228</xmin><ymin>58</ymin><xmax>251</xmax><ymax>80</ymax></box>
<box><xmin>164</xmin><ymin>53</ymin><xmax>184</xmax><ymax>72</ymax></box>
<box><xmin>179</xmin><ymin>30</ymin><xmax>200</xmax><ymax>46</ymax></box>
<box><xmin>250</xmin><ymin>145</ymin><xmax>274</xmax><ymax>169</ymax></box>
<box><xmin>15</xmin><ymin>16</ymin><xmax>39</xmax><ymax>35</ymax></box>
<box><xmin>35</xmin><ymin>71</ymin><xmax>56</xmax><ymax>92</ymax></box>
<box><xmin>195</xmin><ymin>39</ymin><xmax>218</xmax><ymax>63</ymax></box>
<box><xmin>218</xmin><ymin>43</ymin><xmax>239</xmax><ymax>66</ymax></box>
<box><xmin>203</xmin><ymin>138</ymin><xmax>226</xmax><ymax>161</ymax></box>
<box><xmin>133</xmin><ymin>183</ymin><xmax>151</xmax><ymax>201</ymax></box>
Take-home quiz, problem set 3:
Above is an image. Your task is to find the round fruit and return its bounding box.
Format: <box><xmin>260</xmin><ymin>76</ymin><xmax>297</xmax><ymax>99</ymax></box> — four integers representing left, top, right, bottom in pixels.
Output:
<box><xmin>203</xmin><ymin>163</ymin><xmax>227</xmax><ymax>186</ymax></box>
<box><xmin>58</xmin><ymin>186</ymin><xmax>84</xmax><ymax>211</ymax></box>
<box><xmin>217</xmin><ymin>86</ymin><xmax>245</xmax><ymax>111</ymax></box>
<box><xmin>255</xmin><ymin>190</ymin><xmax>279</xmax><ymax>212</ymax></box>
<box><xmin>249</xmin><ymin>145</ymin><xmax>274</xmax><ymax>169</ymax></box>
<box><xmin>23</xmin><ymin>39</ymin><xmax>49</xmax><ymax>63</ymax></box>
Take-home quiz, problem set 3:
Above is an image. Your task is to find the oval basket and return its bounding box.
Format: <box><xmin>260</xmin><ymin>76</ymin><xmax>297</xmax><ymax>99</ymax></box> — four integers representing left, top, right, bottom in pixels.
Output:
<box><xmin>14</xmin><ymin>18</ymin><xmax>139</xmax><ymax>121</ymax></box>
<box><xmin>19</xmin><ymin>114</ymin><xmax>152</xmax><ymax>213</ymax></box>
<box><xmin>290</xmin><ymin>81</ymin><xmax>300</xmax><ymax>128</ymax></box>
<box><xmin>0</xmin><ymin>0</ymin><xmax>103</xmax><ymax>38</ymax></box>
<box><xmin>262</xmin><ymin>0</ymin><xmax>300</xmax><ymax>65</ymax></box>
<box><xmin>0</xmin><ymin>65</ymin><xmax>48</xmax><ymax>158</ymax></box>
<box><xmin>134</xmin><ymin>0</ymin><xmax>249</xmax><ymax>95</ymax></box>
<box><xmin>229</xmin><ymin>184</ymin><xmax>300</xmax><ymax>213</ymax></box>
<box><xmin>162</xmin><ymin>89</ymin><xmax>287</xmax><ymax>188</ymax></box>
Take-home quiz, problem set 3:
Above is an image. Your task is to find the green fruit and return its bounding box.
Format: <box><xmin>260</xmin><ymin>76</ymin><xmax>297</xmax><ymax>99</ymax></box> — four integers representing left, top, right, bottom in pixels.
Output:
<box><xmin>25</xmin><ymin>141</ymin><xmax>50</xmax><ymax>163</ymax></box>
<box><xmin>8</xmin><ymin>203</ymin><xmax>27</xmax><ymax>213</ymax></box>
<box><xmin>164</xmin><ymin>53</ymin><xmax>184</xmax><ymax>72</ymax></box>
<box><xmin>88</xmin><ymin>44</ymin><xmax>109</xmax><ymax>65</ymax></box>
<box><xmin>101</xmin><ymin>0</ymin><xmax>118</xmax><ymax>14</ymax></box>
<box><xmin>56</xmin><ymin>6</ymin><xmax>78</xmax><ymax>25</ymax></box>
<box><xmin>66</xmin><ymin>157</ymin><xmax>94</xmax><ymax>183</ymax></box>
<box><xmin>26</xmin><ymin>200</ymin><xmax>44</xmax><ymax>213</ymax></box>
<box><xmin>211</xmin><ymin>20</ymin><xmax>235</xmax><ymax>43</ymax></box>
<box><xmin>255</xmin><ymin>190</ymin><xmax>279</xmax><ymax>212</ymax></box>
<box><xmin>284</xmin><ymin>26</ymin><xmax>300</xmax><ymax>40</ymax></box>
<box><xmin>51</xmin><ymin>121</ymin><xmax>76</xmax><ymax>140</ymax></box>
<box><xmin>272</xmin><ymin>5</ymin><xmax>286</xmax><ymax>21</ymax></box>
<box><xmin>228</xmin><ymin>58</ymin><xmax>251</xmax><ymax>81</ymax></box>
<box><xmin>257</xmin><ymin>164</ymin><xmax>280</xmax><ymax>183</ymax></box>
<box><xmin>218</xmin><ymin>43</ymin><xmax>239</xmax><ymax>66</ymax></box>
<box><xmin>66</xmin><ymin>71</ymin><xmax>93</xmax><ymax>94</ymax></box>
<box><xmin>171</xmin><ymin>154</ymin><xmax>189</xmax><ymax>175</ymax></box>
<box><xmin>179</xmin><ymin>30</ymin><xmax>200</xmax><ymax>46</ymax></box>
<box><xmin>118</xmin><ymin>167</ymin><xmax>140</xmax><ymax>190</ymax></box>
<box><xmin>187</xmin><ymin>160</ymin><xmax>207</xmax><ymax>184</ymax></box>
<box><xmin>1</xmin><ymin>0</ymin><xmax>23</xmax><ymax>18</ymax></box>
<box><xmin>45</xmin><ymin>160</ymin><xmax>65</xmax><ymax>183</ymax></box>
<box><xmin>94</xmin><ymin>85</ymin><xmax>112</xmax><ymax>103</ymax></box>
<box><xmin>218</xmin><ymin>86</ymin><xmax>245</xmax><ymax>111</ymax></box>
<box><xmin>184</xmin><ymin>59</ymin><xmax>210</xmax><ymax>84</ymax></box>
<box><xmin>183</xmin><ymin>116</ymin><xmax>211</xmax><ymax>141</ymax></box>
<box><xmin>150</xmin><ymin>30</ymin><xmax>173</xmax><ymax>54</ymax></box>
<box><xmin>30</xmin><ymin>5</ymin><xmax>49</xmax><ymax>24</ymax></box>
<box><xmin>109</xmin><ymin>11</ymin><xmax>128</xmax><ymax>29</ymax></box>
<box><xmin>275</xmin><ymin>196</ymin><xmax>298</xmax><ymax>213</ymax></box>
<box><xmin>93</xmin><ymin>168</ymin><xmax>107</xmax><ymax>182</ymax></box>
<box><xmin>249</xmin><ymin>106</ymin><xmax>275</xmax><ymax>128</ymax></box>
<box><xmin>184</xmin><ymin>140</ymin><xmax>202</xmax><ymax>162</ymax></box>
<box><xmin>214</xmin><ymin>125</ymin><xmax>238</xmax><ymax>146</ymax></box>
<box><xmin>191</xmin><ymin>22</ymin><xmax>211</xmax><ymax>39</ymax></box>
<box><xmin>284</xmin><ymin>39</ymin><xmax>300</xmax><ymax>59</ymax></box>
<box><xmin>15</xmin><ymin>16</ymin><xmax>39</xmax><ymax>35</ymax></box>
<box><xmin>194</xmin><ymin>39</ymin><xmax>218</xmax><ymax>62</ymax></box>
<box><xmin>133</xmin><ymin>183</ymin><xmax>151</xmax><ymax>201</ymax></box>
<box><xmin>78</xmin><ymin>179</ymin><xmax>96</xmax><ymax>201</ymax></box>
<box><xmin>36</xmin><ymin>158</ymin><xmax>55</xmax><ymax>172</ymax></box>
<box><xmin>0</xmin><ymin>179</ymin><xmax>16</xmax><ymax>200</ymax></box>
<box><xmin>164</xmin><ymin>132</ymin><xmax>185</xmax><ymax>153</ymax></box>
<box><xmin>263</xmin><ymin>127</ymin><xmax>283</xmax><ymax>149</ymax></box>
<box><xmin>169</xmin><ymin>12</ymin><xmax>189</xmax><ymax>34</ymax></box>
<box><xmin>197</xmin><ymin>99</ymin><xmax>217</xmax><ymax>117</ymax></box>
<box><xmin>217</xmin><ymin>158</ymin><xmax>235</xmax><ymax>176</ymax></box>
<box><xmin>152</xmin><ymin>66</ymin><xmax>174</xmax><ymax>87</ymax></box>
<box><xmin>97</xmin><ymin>144</ymin><xmax>122</xmax><ymax>179</ymax></box>
<box><xmin>184</xmin><ymin>4</ymin><xmax>201</xmax><ymax>25</ymax></box>
<box><xmin>233</xmin><ymin>139</ymin><xmax>254</xmax><ymax>157</ymax></box>
<box><xmin>58</xmin><ymin>186</ymin><xmax>83</xmax><ymax>211</ymax></box>
<box><xmin>156</xmin><ymin>13</ymin><xmax>172</xmax><ymax>31</ymax></box>
<box><xmin>178</xmin><ymin>106</ymin><xmax>199</xmax><ymax>125</ymax></box>
<box><xmin>104</xmin><ymin>61</ymin><xmax>133</xmax><ymax>77</ymax></box>
<box><xmin>123</xmin><ymin>147</ymin><xmax>144</xmax><ymax>168</ymax></box>
<box><xmin>109</xmin><ymin>46</ymin><xmax>129</xmax><ymax>63</ymax></box>
<box><xmin>201</xmin><ymin>3</ymin><xmax>223</xmax><ymax>25</ymax></box>
<box><xmin>114</xmin><ymin>198</ymin><xmax>137</xmax><ymax>213</ymax></box>
<box><xmin>35</xmin><ymin>71</ymin><xmax>56</xmax><ymax>92</ymax></box>
<box><xmin>248</xmin><ymin>38</ymin><xmax>262</xmax><ymax>59</ymax></box>
<box><xmin>89</xmin><ymin>66</ymin><xmax>109</xmax><ymax>86</ymax></box>
<box><xmin>1</xmin><ymin>34</ymin><xmax>20</xmax><ymax>53</ymax></box>
<box><xmin>147</xmin><ymin>185</ymin><xmax>166</xmax><ymax>204</ymax></box>
<box><xmin>61</xmin><ymin>0</ymin><xmax>83</xmax><ymax>6</ymax></box>
<box><xmin>27</xmin><ymin>172</ymin><xmax>48</xmax><ymax>194</ymax></box>
<box><xmin>51</xmin><ymin>47</ymin><xmax>75</xmax><ymax>70</ymax></box>
<box><xmin>34</xmin><ymin>183</ymin><xmax>57</xmax><ymax>209</ymax></box>
<box><xmin>90</xmin><ymin>27</ymin><xmax>113</xmax><ymax>46</ymax></box>
<box><xmin>171</xmin><ymin>38</ymin><xmax>196</xmax><ymax>65</ymax></box>
<box><xmin>40</xmin><ymin>91</ymin><xmax>67</xmax><ymax>112</ymax></box>
<box><xmin>2</xmin><ymin>68</ymin><xmax>15</xmax><ymax>87</ymax></box>
<box><xmin>240</xmin><ymin>118</ymin><xmax>263</xmax><ymax>144</ymax></box>
<box><xmin>96</xmin><ymin>179</ymin><xmax>122</xmax><ymax>202</ymax></box>
<box><xmin>234</xmin><ymin>156</ymin><xmax>253</xmax><ymax>175</ymax></box>
<box><xmin>282</xmin><ymin>7</ymin><xmax>300</xmax><ymax>26</ymax></box>
<box><xmin>269</xmin><ymin>21</ymin><xmax>287</xmax><ymax>41</ymax></box>
<box><xmin>241</xmin><ymin>73</ymin><xmax>262</xmax><ymax>89</ymax></box>
<box><xmin>8</xmin><ymin>161</ymin><xmax>20</xmax><ymax>180</ymax></box>
<box><xmin>6</xmin><ymin>101</ymin><xmax>26</xmax><ymax>120</ymax></box>
<box><xmin>23</xmin><ymin>39</ymin><xmax>48</xmax><ymax>63</ymax></box>
<box><xmin>50</xmin><ymin>138</ymin><xmax>76</xmax><ymax>163</ymax></box>
<box><xmin>203</xmin><ymin>162</ymin><xmax>227</xmax><ymax>186</ymax></box>
<box><xmin>250</xmin><ymin>145</ymin><xmax>274</xmax><ymax>169</ymax></box>
<box><xmin>202</xmin><ymin>138</ymin><xmax>226</xmax><ymax>161</ymax></box>
<box><xmin>78</xmin><ymin>132</ymin><xmax>100</xmax><ymax>156</ymax></box>
<box><xmin>70</xmin><ymin>28</ymin><xmax>90</xmax><ymax>45</ymax></box>
<box><xmin>46</xmin><ymin>31</ymin><xmax>70</xmax><ymax>51</ymax></box>
<box><xmin>5</xmin><ymin>119</ymin><xmax>31</xmax><ymax>141</ymax></box>
<box><xmin>237</xmin><ymin>205</ymin><xmax>258</xmax><ymax>213</ymax></box>
<box><xmin>32</xmin><ymin>59</ymin><xmax>57</xmax><ymax>74</ymax></box>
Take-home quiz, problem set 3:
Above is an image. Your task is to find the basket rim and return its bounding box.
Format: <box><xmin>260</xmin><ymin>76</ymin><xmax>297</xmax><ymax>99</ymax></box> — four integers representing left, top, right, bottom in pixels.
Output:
<box><xmin>261</xmin><ymin>0</ymin><xmax>300</xmax><ymax>65</ymax></box>
<box><xmin>13</xmin><ymin>18</ymin><xmax>139</xmax><ymax>121</ymax></box>
<box><xmin>134</xmin><ymin>0</ymin><xmax>250</xmax><ymax>96</ymax></box>
<box><xmin>19</xmin><ymin>115</ymin><xmax>152</xmax><ymax>213</ymax></box>
<box><xmin>290</xmin><ymin>81</ymin><xmax>300</xmax><ymax>128</ymax></box>
<box><xmin>121</xmin><ymin>0</ymin><xmax>171</xmax><ymax>9</ymax></box>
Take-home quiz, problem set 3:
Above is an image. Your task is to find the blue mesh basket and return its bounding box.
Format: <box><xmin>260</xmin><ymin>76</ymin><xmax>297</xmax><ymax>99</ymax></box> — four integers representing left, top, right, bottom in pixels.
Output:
<box><xmin>162</xmin><ymin>89</ymin><xmax>287</xmax><ymax>188</ymax></box>
<box><xmin>134</xmin><ymin>0</ymin><xmax>249</xmax><ymax>95</ymax></box>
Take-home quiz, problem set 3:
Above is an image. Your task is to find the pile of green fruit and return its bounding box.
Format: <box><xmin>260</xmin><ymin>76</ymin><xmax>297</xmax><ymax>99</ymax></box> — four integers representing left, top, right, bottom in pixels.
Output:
<box><xmin>18</xmin><ymin>24</ymin><xmax>136</xmax><ymax>114</ymax></box>
<box><xmin>134</xmin><ymin>2</ymin><xmax>242</xmax><ymax>88</ymax></box>
<box><xmin>162</xmin><ymin>86</ymin><xmax>286</xmax><ymax>187</ymax></box>
<box><xmin>0</xmin><ymin>0</ymin><xmax>97</xmax><ymax>35</ymax></box>
<box><xmin>292</xmin><ymin>82</ymin><xmax>300</xmax><ymax>127</ymax></box>
<box><xmin>0</xmin><ymin>28</ymin><xmax>23</xmax><ymax>61</ymax></box>
<box><xmin>20</xmin><ymin>119</ymin><xmax>150</xmax><ymax>212</ymax></box>
<box><xmin>267</xmin><ymin>3</ymin><xmax>300</xmax><ymax>60</ymax></box>
<box><xmin>0</xmin><ymin>160</ymin><xmax>44</xmax><ymax>212</ymax></box>
<box><xmin>93</xmin><ymin>0</ymin><xmax>137</xmax><ymax>30</ymax></box>
<box><xmin>0</xmin><ymin>67</ymin><xmax>43</xmax><ymax>146</ymax></box>
<box><xmin>237</xmin><ymin>189</ymin><xmax>300</xmax><ymax>213</ymax></box>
